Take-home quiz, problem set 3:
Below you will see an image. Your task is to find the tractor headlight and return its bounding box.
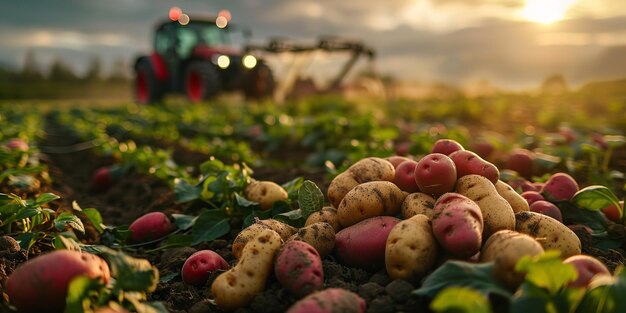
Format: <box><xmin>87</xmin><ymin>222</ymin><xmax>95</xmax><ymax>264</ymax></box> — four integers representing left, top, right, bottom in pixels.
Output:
<box><xmin>216</xmin><ymin>55</ymin><xmax>230</xmax><ymax>69</ymax></box>
<box><xmin>243</xmin><ymin>55</ymin><xmax>257</xmax><ymax>69</ymax></box>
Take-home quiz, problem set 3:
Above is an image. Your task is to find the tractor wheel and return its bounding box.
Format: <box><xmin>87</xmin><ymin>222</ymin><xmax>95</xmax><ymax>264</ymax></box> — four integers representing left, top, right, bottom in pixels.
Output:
<box><xmin>134</xmin><ymin>58</ymin><xmax>163</xmax><ymax>104</ymax></box>
<box><xmin>243</xmin><ymin>62</ymin><xmax>275</xmax><ymax>100</ymax></box>
<box><xmin>184</xmin><ymin>61</ymin><xmax>221</xmax><ymax>102</ymax></box>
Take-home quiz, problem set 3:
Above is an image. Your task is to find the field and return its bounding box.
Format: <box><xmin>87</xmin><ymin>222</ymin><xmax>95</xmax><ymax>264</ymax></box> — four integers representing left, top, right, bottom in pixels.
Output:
<box><xmin>1</xmin><ymin>90</ymin><xmax>626</xmax><ymax>313</ymax></box>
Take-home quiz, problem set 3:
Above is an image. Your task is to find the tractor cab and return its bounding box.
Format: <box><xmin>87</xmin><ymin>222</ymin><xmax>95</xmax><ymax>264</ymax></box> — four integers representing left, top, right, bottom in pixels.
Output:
<box><xmin>134</xmin><ymin>17</ymin><xmax>274</xmax><ymax>104</ymax></box>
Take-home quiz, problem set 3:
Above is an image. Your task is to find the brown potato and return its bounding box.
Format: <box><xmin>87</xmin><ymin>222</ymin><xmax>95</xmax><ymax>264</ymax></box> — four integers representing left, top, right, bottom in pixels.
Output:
<box><xmin>337</xmin><ymin>181</ymin><xmax>406</xmax><ymax>227</ymax></box>
<box><xmin>495</xmin><ymin>180</ymin><xmax>530</xmax><ymax>213</ymax></box>
<box><xmin>212</xmin><ymin>229</ymin><xmax>283</xmax><ymax>311</ymax></box>
<box><xmin>327</xmin><ymin>157</ymin><xmax>395</xmax><ymax>208</ymax></box>
<box><xmin>480</xmin><ymin>230</ymin><xmax>544</xmax><ymax>289</ymax></box>
<box><xmin>385</xmin><ymin>214</ymin><xmax>437</xmax><ymax>281</ymax></box>
<box><xmin>401</xmin><ymin>193</ymin><xmax>436</xmax><ymax>219</ymax></box>
<box><xmin>515</xmin><ymin>211</ymin><xmax>581</xmax><ymax>258</ymax></box>
<box><xmin>245</xmin><ymin>181</ymin><xmax>289</xmax><ymax>211</ymax></box>
<box><xmin>456</xmin><ymin>175</ymin><xmax>515</xmax><ymax>238</ymax></box>
<box><xmin>287</xmin><ymin>222</ymin><xmax>336</xmax><ymax>257</ymax></box>
<box><xmin>232</xmin><ymin>219</ymin><xmax>295</xmax><ymax>259</ymax></box>
<box><xmin>305</xmin><ymin>207</ymin><xmax>341</xmax><ymax>232</ymax></box>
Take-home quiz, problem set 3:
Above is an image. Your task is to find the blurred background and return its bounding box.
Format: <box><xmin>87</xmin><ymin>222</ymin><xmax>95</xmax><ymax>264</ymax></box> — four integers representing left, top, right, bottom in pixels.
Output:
<box><xmin>1</xmin><ymin>0</ymin><xmax>626</xmax><ymax>100</ymax></box>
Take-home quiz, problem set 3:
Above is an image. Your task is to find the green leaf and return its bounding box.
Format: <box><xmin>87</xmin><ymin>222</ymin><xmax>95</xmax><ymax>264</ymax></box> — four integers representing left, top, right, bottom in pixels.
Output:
<box><xmin>199</xmin><ymin>158</ymin><xmax>225</xmax><ymax>175</ymax></box>
<box><xmin>604</xmin><ymin>135</ymin><xmax>626</xmax><ymax>149</ymax></box>
<box><xmin>83</xmin><ymin>208</ymin><xmax>105</xmax><ymax>233</ymax></box>
<box><xmin>298</xmin><ymin>180</ymin><xmax>324</xmax><ymax>218</ymax></box>
<box><xmin>274</xmin><ymin>209</ymin><xmax>304</xmax><ymax>227</ymax></box>
<box><xmin>515</xmin><ymin>251</ymin><xmax>577</xmax><ymax>294</ymax></box>
<box><xmin>242</xmin><ymin>210</ymin><xmax>273</xmax><ymax>229</ymax></box>
<box><xmin>512</xmin><ymin>281</ymin><xmax>585</xmax><ymax>313</ymax></box>
<box><xmin>35</xmin><ymin>193</ymin><xmax>60</xmax><ymax>205</ymax></box>
<box><xmin>191</xmin><ymin>211</ymin><xmax>230</xmax><ymax>245</ymax></box>
<box><xmin>559</xmin><ymin>201</ymin><xmax>608</xmax><ymax>235</ymax></box>
<box><xmin>572</xmin><ymin>185</ymin><xmax>621</xmax><ymax>213</ymax></box>
<box><xmin>64</xmin><ymin>275</ymin><xmax>104</xmax><ymax>313</ymax></box>
<box><xmin>54</xmin><ymin>234</ymin><xmax>82</xmax><ymax>251</ymax></box>
<box><xmin>174</xmin><ymin>179</ymin><xmax>201</xmax><ymax>203</ymax></box>
<box><xmin>99</xmin><ymin>247</ymin><xmax>159</xmax><ymax>292</ymax></box>
<box><xmin>235</xmin><ymin>193</ymin><xmax>259</xmax><ymax>208</ymax></box>
<box><xmin>159</xmin><ymin>272</ymin><xmax>179</xmax><ymax>283</ymax></box>
<box><xmin>171</xmin><ymin>214</ymin><xmax>196</xmax><ymax>231</ymax></box>
<box><xmin>282</xmin><ymin>177</ymin><xmax>304</xmax><ymax>200</ymax></box>
<box><xmin>55</xmin><ymin>211</ymin><xmax>85</xmax><ymax>234</ymax></box>
<box><xmin>431</xmin><ymin>287</ymin><xmax>493</xmax><ymax>313</ymax></box>
<box><xmin>14</xmin><ymin>231</ymin><xmax>42</xmax><ymax>251</ymax></box>
<box><xmin>413</xmin><ymin>261</ymin><xmax>512</xmax><ymax>299</ymax></box>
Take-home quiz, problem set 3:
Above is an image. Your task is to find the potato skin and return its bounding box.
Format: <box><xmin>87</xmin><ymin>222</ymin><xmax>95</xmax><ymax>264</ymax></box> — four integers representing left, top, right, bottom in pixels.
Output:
<box><xmin>288</xmin><ymin>222</ymin><xmax>336</xmax><ymax>257</ymax></box>
<box><xmin>6</xmin><ymin>250</ymin><xmax>111</xmax><ymax>313</ymax></box>
<box><xmin>337</xmin><ymin>181</ymin><xmax>405</xmax><ymax>228</ymax></box>
<box><xmin>211</xmin><ymin>229</ymin><xmax>283</xmax><ymax>311</ymax></box>
<box><xmin>456</xmin><ymin>175</ymin><xmax>515</xmax><ymax>238</ymax></box>
<box><xmin>286</xmin><ymin>288</ymin><xmax>366</xmax><ymax>313</ymax></box>
<box><xmin>414</xmin><ymin>153</ymin><xmax>457</xmax><ymax>198</ymax></box>
<box><xmin>275</xmin><ymin>240</ymin><xmax>324</xmax><ymax>298</ymax></box>
<box><xmin>432</xmin><ymin>193</ymin><xmax>484</xmax><ymax>258</ymax></box>
<box><xmin>401</xmin><ymin>192</ymin><xmax>436</xmax><ymax>219</ymax></box>
<box><xmin>128</xmin><ymin>212</ymin><xmax>173</xmax><ymax>243</ymax></box>
<box><xmin>495</xmin><ymin>180</ymin><xmax>530</xmax><ymax>213</ymax></box>
<box><xmin>515</xmin><ymin>211</ymin><xmax>582</xmax><ymax>258</ymax></box>
<box><xmin>327</xmin><ymin>157</ymin><xmax>395</xmax><ymax>208</ymax></box>
<box><xmin>305</xmin><ymin>207</ymin><xmax>341</xmax><ymax>232</ymax></box>
<box><xmin>335</xmin><ymin>216</ymin><xmax>401</xmax><ymax>269</ymax></box>
<box><xmin>563</xmin><ymin>255</ymin><xmax>610</xmax><ymax>288</ymax></box>
<box><xmin>480</xmin><ymin>230</ymin><xmax>544</xmax><ymax>289</ymax></box>
<box><xmin>232</xmin><ymin>219</ymin><xmax>296</xmax><ymax>259</ymax></box>
<box><xmin>541</xmin><ymin>172</ymin><xmax>579</xmax><ymax>202</ymax></box>
<box><xmin>245</xmin><ymin>181</ymin><xmax>289</xmax><ymax>210</ymax></box>
<box><xmin>449</xmin><ymin>150</ymin><xmax>500</xmax><ymax>184</ymax></box>
<box><xmin>385</xmin><ymin>214</ymin><xmax>437</xmax><ymax>281</ymax></box>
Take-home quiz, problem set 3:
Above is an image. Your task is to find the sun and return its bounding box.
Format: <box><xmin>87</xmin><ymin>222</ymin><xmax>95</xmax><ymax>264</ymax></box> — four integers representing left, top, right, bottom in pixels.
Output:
<box><xmin>521</xmin><ymin>0</ymin><xmax>576</xmax><ymax>24</ymax></box>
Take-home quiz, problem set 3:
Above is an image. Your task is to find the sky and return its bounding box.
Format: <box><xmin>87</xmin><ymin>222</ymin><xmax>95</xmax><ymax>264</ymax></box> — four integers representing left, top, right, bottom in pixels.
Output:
<box><xmin>2</xmin><ymin>0</ymin><xmax>626</xmax><ymax>89</ymax></box>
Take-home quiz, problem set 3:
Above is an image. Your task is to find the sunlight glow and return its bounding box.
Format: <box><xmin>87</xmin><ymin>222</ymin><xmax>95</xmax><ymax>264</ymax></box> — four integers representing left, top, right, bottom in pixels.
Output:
<box><xmin>215</xmin><ymin>16</ymin><xmax>228</xmax><ymax>28</ymax></box>
<box><xmin>169</xmin><ymin>7</ymin><xmax>182</xmax><ymax>21</ymax></box>
<box><xmin>521</xmin><ymin>0</ymin><xmax>576</xmax><ymax>24</ymax></box>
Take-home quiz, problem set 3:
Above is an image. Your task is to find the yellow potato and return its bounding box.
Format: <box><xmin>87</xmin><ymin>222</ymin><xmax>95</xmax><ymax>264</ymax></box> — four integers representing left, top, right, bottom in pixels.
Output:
<box><xmin>456</xmin><ymin>175</ymin><xmax>515</xmax><ymax>238</ymax></box>
<box><xmin>495</xmin><ymin>180</ymin><xmax>530</xmax><ymax>213</ymax></box>
<box><xmin>337</xmin><ymin>181</ymin><xmax>406</xmax><ymax>227</ymax></box>
<box><xmin>327</xmin><ymin>157</ymin><xmax>395</xmax><ymax>208</ymax></box>
<box><xmin>245</xmin><ymin>181</ymin><xmax>288</xmax><ymax>210</ymax></box>
<box><xmin>515</xmin><ymin>211</ymin><xmax>581</xmax><ymax>258</ymax></box>
<box><xmin>385</xmin><ymin>214</ymin><xmax>437</xmax><ymax>281</ymax></box>
<box><xmin>305</xmin><ymin>206</ymin><xmax>341</xmax><ymax>232</ymax></box>
<box><xmin>212</xmin><ymin>228</ymin><xmax>283</xmax><ymax>311</ymax></box>
<box><xmin>232</xmin><ymin>219</ymin><xmax>295</xmax><ymax>259</ymax></box>
<box><xmin>401</xmin><ymin>193</ymin><xmax>436</xmax><ymax>219</ymax></box>
<box><xmin>480</xmin><ymin>230</ymin><xmax>544</xmax><ymax>289</ymax></box>
<box><xmin>287</xmin><ymin>222</ymin><xmax>336</xmax><ymax>257</ymax></box>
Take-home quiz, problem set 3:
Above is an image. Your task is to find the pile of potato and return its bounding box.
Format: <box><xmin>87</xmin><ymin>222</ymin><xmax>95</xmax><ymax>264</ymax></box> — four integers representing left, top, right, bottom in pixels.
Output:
<box><xmin>207</xmin><ymin>140</ymin><xmax>608</xmax><ymax>312</ymax></box>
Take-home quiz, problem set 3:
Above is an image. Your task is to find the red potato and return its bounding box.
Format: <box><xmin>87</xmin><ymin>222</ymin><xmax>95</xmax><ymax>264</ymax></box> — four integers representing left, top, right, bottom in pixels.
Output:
<box><xmin>385</xmin><ymin>156</ymin><xmax>412</xmax><ymax>169</ymax></box>
<box><xmin>393</xmin><ymin>160</ymin><xmax>420</xmax><ymax>193</ymax></box>
<box><xmin>182</xmin><ymin>250</ymin><xmax>230</xmax><ymax>287</ymax></box>
<box><xmin>286</xmin><ymin>288</ymin><xmax>366</xmax><ymax>313</ymax></box>
<box><xmin>128</xmin><ymin>212</ymin><xmax>173</xmax><ymax>243</ymax></box>
<box><xmin>602</xmin><ymin>201</ymin><xmax>624</xmax><ymax>223</ymax></box>
<box><xmin>275</xmin><ymin>241</ymin><xmax>324</xmax><ymax>298</ymax></box>
<box><xmin>394</xmin><ymin>141</ymin><xmax>411</xmax><ymax>156</ymax></box>
<box><xmin>563</xmin><ymin>255</ymin><xmax>610</xmax><ymax>288</ymax></box>
<box><xmin>449</xmin><ymin>150</ymin><xmax>499</xmax><ymax>184</ymax></box>
<box><xmin>471</xmin><ymin>140</ymin><xmax>495</xmax><ymax>161</ymax></box>
<box><xmin>414</xmin><ymin>153</ymin><xmax>457</xmax><ymax>197</ymax></box>
<box><xmin>541</xmin><ymin>173</ymin><xmax>579</xmax><ymax>202</ymax></box>
<box><xmin>521</xmin><ymin>191</ymin><xmax>545</xmax><ymax>206</ymax></box>
<box><xmin>507</xmin><ymin>178</ymin><xmax>538</xmax><ymax>193</ymax></box>
<box><xmin>92</xmin><ymin>165</ymin><xmax>126</xmax><ymax>192</ymax></box>
<box><xmin>432</xmin><ymin>193</ymin><xmax>484</xmax><ymax>258</ymax></box>
<box><xmin>6</xmin><ymin>250</ymin><xmax>111</xmax><ymax>313</ymax></box>
<box><xmin>505</xmin><ymin>149</ymin><xmax>534</xmax><ymax>180</ymax></box>
<box><xmin>431</xmin><ymin>139</ymin><xmax>464</xmax><ymax>156</ymax></box>
<box><xmin>530</xmin><ymin>200</ymin><xmax>563</xmax><ymax>223</ymax></box>
<box><xmin>335</xmin><ymin>216</ymin><xmax>401</xmax><ymax>269</ymax></box>
<box><xmin>5</xmin><ymin>138</ymin><xmax>29</xmax><ymax>151</ymax></box>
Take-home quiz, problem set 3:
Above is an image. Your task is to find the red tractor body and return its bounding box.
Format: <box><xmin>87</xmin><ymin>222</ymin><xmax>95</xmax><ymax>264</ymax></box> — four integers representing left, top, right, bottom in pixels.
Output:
<box><xmin>134</xmin><ymin>18</ymin><xmax>274</xmax><ymax>104</ymax></box>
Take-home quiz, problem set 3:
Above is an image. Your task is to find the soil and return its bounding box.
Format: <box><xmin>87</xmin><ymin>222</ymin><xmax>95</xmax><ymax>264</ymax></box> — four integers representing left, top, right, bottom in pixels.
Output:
<box><xmin>1</xmin><ymin>115</ymin><xmax>625</xmax><ymax>312</ymax></box>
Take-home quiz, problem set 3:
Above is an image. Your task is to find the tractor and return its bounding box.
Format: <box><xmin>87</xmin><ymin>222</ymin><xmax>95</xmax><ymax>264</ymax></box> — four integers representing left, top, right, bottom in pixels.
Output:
<box><xmin>133</xmin><ymin>16</ymin><xmax>275</xmax><ymax>104</ymax></box>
